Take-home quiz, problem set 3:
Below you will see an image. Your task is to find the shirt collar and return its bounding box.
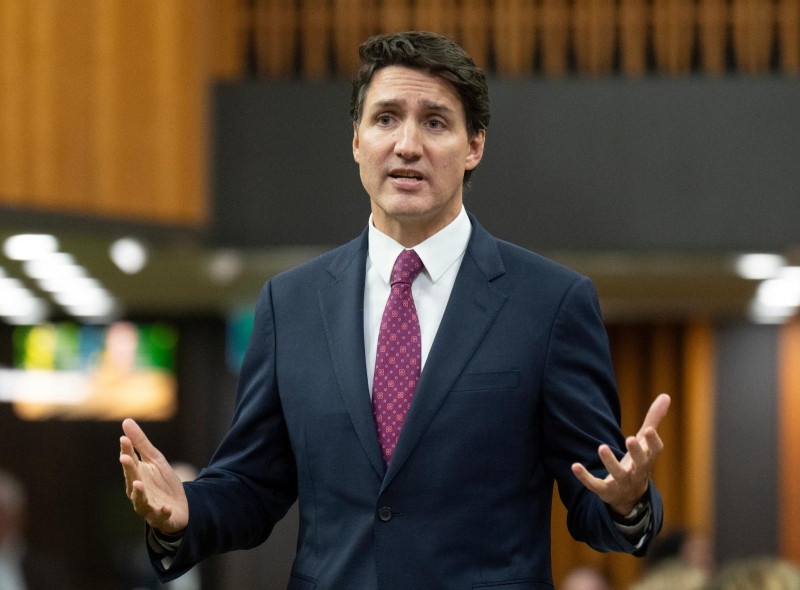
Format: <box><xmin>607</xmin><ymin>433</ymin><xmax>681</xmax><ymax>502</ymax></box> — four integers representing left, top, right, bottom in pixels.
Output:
<box><xmin>368</xmin><ymin>206</ymin><xmax>472</xmax><ymax>284</ymax></box>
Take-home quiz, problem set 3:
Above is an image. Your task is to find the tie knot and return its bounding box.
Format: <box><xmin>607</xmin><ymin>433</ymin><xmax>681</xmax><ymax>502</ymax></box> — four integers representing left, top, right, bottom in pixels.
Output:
<box><xmin>390</xmin><ymin>249</ymin><xmax>423</xmax><ymax>285</ymax></box>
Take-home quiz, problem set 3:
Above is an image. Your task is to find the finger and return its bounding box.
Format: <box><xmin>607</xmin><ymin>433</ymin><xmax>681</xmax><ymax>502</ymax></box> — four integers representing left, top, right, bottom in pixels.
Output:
<box><xmin>626</xmin><ymin>436</ymin><xmax>649</xmax><ymax>471</ymax></box>
<box><xmin>642</xmin><ymin>426</ymin><xmax>664</xmax><ymax>455</ymax></box>
<box><xmin>130</xmin><ymin>480</ymin><xmax>150</xmax><ymax>517</ymax></box>
<box><xmin>120</xmin><ymin>435</ymin><xmax>138</xmax><ymax>463</ymax></box>
<box><xmin>119</xmin><ymin>437</ymin><xmax>142</xmax><ymax>497</ymax></box>
<box><xmin>597</xmin><ymin>445</ymin><xmax>628</xmax><ymax>482</ymax></box>
<box><xmin>571</xmin><ymin>462</ymin><xmax>607</xmax><ymax>495</ymax></box>
<box><xmin>122</xmin><ymin>418</ymin><xmax>162</xmax><ymax>462</ymax></box>
<box><xmin>638</xmin><ymin>393</ymin><xmax>671</xmax><ymax>434</ymax></box>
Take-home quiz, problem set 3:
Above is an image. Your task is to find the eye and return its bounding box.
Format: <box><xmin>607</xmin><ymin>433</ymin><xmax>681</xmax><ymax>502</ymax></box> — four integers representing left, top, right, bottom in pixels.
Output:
<box><xmin>426</xmin><ymin>118</ymin><xmax>446</xmax><ymax>130</ymax></box>
<box><xmin>377</xmin><ymin>114</ymin><xmax>393</xmax><ymax>126</ymax></box>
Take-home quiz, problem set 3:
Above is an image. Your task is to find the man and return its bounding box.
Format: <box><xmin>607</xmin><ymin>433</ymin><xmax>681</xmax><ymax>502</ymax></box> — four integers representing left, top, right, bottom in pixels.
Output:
<box><xmin>121</xmin><ymin>31</ymin><xmax>669</xmax><ymax>589</ymax></box>
<box><xmin>0</xmin><ymin>469</ymin><xmax>75</xmax><ymax>590</ymax></box>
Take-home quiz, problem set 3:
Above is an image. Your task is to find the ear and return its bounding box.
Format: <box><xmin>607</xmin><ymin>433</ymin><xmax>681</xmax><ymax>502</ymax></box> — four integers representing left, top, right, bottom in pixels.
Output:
<box><xmin>465</xmin><ymin>129</ymin><xmax>485</xmax><ymax>171</ymax></box>
<box><xmin>352</xmin><ymin>121</ymin><xmax>360</xmax><ymax>163</ymax></box>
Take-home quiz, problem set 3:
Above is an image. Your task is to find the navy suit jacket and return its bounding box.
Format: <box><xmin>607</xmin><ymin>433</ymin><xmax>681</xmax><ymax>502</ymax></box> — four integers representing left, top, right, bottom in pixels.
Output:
<box><xmin>151</xmin><ymin>214</ymin><xmax>663</xmax><ymax>589</ymax></box>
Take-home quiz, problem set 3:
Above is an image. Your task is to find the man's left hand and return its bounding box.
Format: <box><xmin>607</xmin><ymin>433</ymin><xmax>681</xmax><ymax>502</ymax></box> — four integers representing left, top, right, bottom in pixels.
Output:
<box><xmin>571</xmin><ymin>393</ymin><xmax>671</xmax><ymax>516</ymax></box>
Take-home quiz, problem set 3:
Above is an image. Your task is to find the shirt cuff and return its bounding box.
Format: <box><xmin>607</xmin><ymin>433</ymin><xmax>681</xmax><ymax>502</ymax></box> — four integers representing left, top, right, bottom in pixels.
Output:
<box><xmin>147</xmin><ymin>527</ymin><xmax>184</xmax><ymax>569</ymax></box>
<box><xmin>612</xmin><ymin>502</ymin><xmax>652</xmax><ymax>549</ymax></box>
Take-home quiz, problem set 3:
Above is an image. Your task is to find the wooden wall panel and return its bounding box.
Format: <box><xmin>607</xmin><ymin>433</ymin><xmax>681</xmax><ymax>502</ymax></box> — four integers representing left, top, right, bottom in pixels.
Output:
<box><xmin>300</xmin><ymin>0</ymin><xmax>331</xmax><ymax>78</ymax></box>
<box><xmin>683</xmin><ymin>321</ymin><xmax>715</xmax><ymax>536</ymax></box>
<box><xmin>732</xmin><ymin>0</ymin><xmax>776</xmax><ymax>73</ymax></box>
<box><xmin>154</xmin><ymin>0</ymin><xmax>208</xmax><ymax>224</ymax></box>
<box><xmin>778</xmin><ymin>0</ymin><xmax>800</xmax><ymax>73</ymax></box>
<box><xmin>540</xmin><ymin>0</ymin><xmax>570</xmax><ymax>76</ymax></box>
<box><xmin>95</xmin><ymin>1</ymin><xmax>160</xmax><ymax>220</ymax></box>
<box><xmin>573</xmin><ymin>0</ymin><xmax>616</xmax><ymax>75</ymax></box>
<box><xmin>334</xmin><ymin>0</ymin><xmax>376</xmax><ymax>77</ymax></box>
<box><xmin>50</xmin><ymin>0</ymin><xmax>96</xmax><ymax>213</ymax></box>
<box><xmin>650</xmin><ymin>325</ymin><xmax>682</xmax><ymax>527</ymax></box>
<box><xmin>212</xmin><ymin>0</ymin><xmax>248</xmax><ymax>79</ymax></box>
<box><xmin>459</xmin><ymin>0</ymin><xmax>490</xmax><ymax>70</ymax></box>
<box><xmin>413</xmin><ymin>0</ymin><xmax>458</xmax><ymax>41</ymax></box>
<box><xmin>28</xmin><ymin>0</ymin><xmax>58</xmax><ymax>206</ymax></box>
<box><xmin>0</xmin><ymin>0</ymin><xmax>31</xmax><ymax>205</ymax></box>
<box><xmin>619</xmin><ymin>0</ymin><xmax>650</xmax><ymax>76</ymax></box>
<box><xmin>379</xmin><ymin>0</ymin><xmax>412</xmax><ymax>33</ymax></box>
<box><xmin>255</xmin><ymin>0</ymin><xmax>299</xmax><ymax>78</ymax></box>
<box><xmin>493</xmin><ymin>0</ymin><xmax>536</xmax><ymax>77</ymax></box>
<box><xmin>0</xmin><ymin>0</ymin><xmax>210</xmax><ymax>226</ymax></box>
<box><xmin>653</xmin><ymin>0</ymin><xmax>696</xmax><ymax>74</ymax></box>
<box><xmin>780</xmin><ymin>317</ymin><xmax>800</xmax><ymax>562</ymax></box>
<box><xmin>699</xmin><ymin>0</ymin><xmax>728</xmax><ymax>75</ymax></box>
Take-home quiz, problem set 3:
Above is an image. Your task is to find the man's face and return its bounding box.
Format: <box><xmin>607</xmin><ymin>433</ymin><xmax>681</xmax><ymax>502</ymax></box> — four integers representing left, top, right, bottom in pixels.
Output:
<box><xmin>353</xmin><ymin>66</ymin><xmax>485</xmax><ymax>244</ymax></box>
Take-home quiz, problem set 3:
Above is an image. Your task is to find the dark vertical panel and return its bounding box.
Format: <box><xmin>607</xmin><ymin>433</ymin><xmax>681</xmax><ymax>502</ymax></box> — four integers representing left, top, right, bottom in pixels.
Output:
<box><xmin>715</xmin><ymin>322</ymin><xmax>779</xmax><ymax>562</ymax></box>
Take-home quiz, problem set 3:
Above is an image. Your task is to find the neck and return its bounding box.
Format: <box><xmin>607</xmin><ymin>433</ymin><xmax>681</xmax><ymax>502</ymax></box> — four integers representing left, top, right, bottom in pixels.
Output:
<box><xmin>372</xmin><ymin>207</ymin><xmax>461</xmax><ymax>248</ymax></box>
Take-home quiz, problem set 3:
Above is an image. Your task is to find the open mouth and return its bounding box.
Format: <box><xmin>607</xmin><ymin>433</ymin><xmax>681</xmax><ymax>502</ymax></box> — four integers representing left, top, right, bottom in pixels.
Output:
<box><xmin>389</xmin><ymin>169</ymin><xmax>424</xmax><ymax>182</ymax></box>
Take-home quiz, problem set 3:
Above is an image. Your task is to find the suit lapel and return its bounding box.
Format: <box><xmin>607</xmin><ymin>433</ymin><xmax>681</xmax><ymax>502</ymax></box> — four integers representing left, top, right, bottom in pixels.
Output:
<box><xmin>318</xmin><ymin>230</ymin><xmax>386</xmax><ymax>480</ymax></box>
<box><xmin>381</xmin><ymin>216</ymin><xmax>508</xmax><ymax>492</ymax></box>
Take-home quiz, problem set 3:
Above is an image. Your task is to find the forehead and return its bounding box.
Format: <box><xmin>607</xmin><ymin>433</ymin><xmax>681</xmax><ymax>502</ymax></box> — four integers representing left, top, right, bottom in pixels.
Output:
<box><xmin>363</xmin><ymin>66</ymin><xmax>464</xmax><ymax>114</ymax></box>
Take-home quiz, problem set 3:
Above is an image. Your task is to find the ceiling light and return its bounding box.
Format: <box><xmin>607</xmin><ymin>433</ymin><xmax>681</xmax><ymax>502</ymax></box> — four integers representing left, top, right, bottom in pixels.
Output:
<box><xmin>735</xmin><ymin>253</ymin><xmax>786</xmax><ymax>280</ymax></box>
<box><xmin>748</xmin><ymin>300</ymin><xmax>797</xmax><ymax>324</ymax></box>
<box><xmin>37</xmin><ymin>266</ymin><xmax>90</xmax><ymax>293</ymax></box>
<box><xmin>756</xmin><ymin>278</ymin><xmax>800</xmax><ymax>308</ymax></box>
<box><xmin>0</xmin><ymin>298</ymin><xmax>49</xmax><ymax>325</ymax></box>
<box><xmin>53</xmin><ymin>283</ymin><xmax>110</xmax><ymax>308</ymax></box>
<box><xmin>207</xmin><ymin>250</ymin><xmax>243</xmax><ymax>285</ymax></box>
<box><xmin>66</xmin><ymin>296</ymin><xmax>118</xmax><ymax>321</ymax></box>
<box><xmin>22</xmin><ymin>253</ymin><xmax>77</xmax><ymax>280</ymax></box>
<box><xmin>779</xmin><ymin>266</ymin><xmax>800</xmax><ymax>282</ymax></box>
<box><xmin>2</xmin><ymin>234</ymin><xmax>59</xmax><ymax>261</ymax></box>
<box><xmin>109</xmin><ymin>237</ymin><xmax>148</xmax><ymax>274</ymax></box>
<box><xmin>0</xmin><ymin>278</ymin><xmax>49</xmax><ymax>324</ymax></box>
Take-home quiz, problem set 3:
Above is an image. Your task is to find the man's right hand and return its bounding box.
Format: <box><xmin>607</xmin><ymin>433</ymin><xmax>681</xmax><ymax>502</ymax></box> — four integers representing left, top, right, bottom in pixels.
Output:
<box><xmin>119</xmin><ymin>418</ymin><xmax>189</xmax><ymax>536</ymax></box>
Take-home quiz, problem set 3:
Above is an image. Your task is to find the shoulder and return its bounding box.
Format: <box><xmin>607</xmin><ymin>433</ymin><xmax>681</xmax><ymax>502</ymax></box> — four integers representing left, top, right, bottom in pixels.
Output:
<box><xmin>467</xmin><ymin>211</ymin><xmax>586</xmax><ymax>288</ymax></box>
<box><xmin>495</xmin><ymin>238</ymin><xmax>585</xmax><ymax>285</ymax></box>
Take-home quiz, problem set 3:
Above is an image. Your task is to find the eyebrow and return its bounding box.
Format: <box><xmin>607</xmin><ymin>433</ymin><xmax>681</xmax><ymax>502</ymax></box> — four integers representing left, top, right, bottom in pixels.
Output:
<box><xmin>370</xmin><ymin>98</ymin><xmax>455</xmax><ymax>114</ymax></box>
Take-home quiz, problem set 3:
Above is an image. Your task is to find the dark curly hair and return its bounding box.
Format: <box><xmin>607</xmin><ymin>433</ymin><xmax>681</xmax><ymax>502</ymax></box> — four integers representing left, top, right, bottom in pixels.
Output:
<box><xmin>350</xmin><ymin>31</ymin><xmax>491</xmax><ymax>184</ymax></box>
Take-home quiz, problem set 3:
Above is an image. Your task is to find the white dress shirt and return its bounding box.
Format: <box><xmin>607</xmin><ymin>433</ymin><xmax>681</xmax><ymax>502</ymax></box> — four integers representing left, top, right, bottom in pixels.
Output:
<box><xmin>364</xmin><ymin>206</ymin><xmax>472</xmax><ymax>395</ymax></box>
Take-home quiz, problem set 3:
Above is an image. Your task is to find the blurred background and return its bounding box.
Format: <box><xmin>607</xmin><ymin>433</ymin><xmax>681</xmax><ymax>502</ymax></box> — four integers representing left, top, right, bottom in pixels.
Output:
<box><xmin>0</xmin><ymin>0</ymin><xmax>798</xmax><ymax>588</ymax></box>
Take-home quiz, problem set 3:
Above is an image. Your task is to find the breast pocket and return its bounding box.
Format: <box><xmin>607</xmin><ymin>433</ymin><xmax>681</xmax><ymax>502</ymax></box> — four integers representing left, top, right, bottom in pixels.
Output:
<box><xmin>451</xmin><ymin>370</ymin><xmax>520</xmax><ymax>392</ymax></box>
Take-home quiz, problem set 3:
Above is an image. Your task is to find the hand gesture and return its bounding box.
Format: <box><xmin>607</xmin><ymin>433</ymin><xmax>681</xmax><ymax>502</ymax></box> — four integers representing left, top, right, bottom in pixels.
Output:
<box><xmin>119</xmin><ymin>418</ymin><xmax>189</xmax><ymax>535</ymax></box>
<box><xmin>571</xmin><ymin>393</ymin><xmax>671</xmax><ymax>516</ymax></box>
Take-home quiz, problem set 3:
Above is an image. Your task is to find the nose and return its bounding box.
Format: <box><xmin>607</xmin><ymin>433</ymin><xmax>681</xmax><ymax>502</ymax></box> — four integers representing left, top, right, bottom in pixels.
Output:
<box><xmin>394</xmin><ymin>121</ymin><xmax>422</xmax><ymax>160</ymax></box>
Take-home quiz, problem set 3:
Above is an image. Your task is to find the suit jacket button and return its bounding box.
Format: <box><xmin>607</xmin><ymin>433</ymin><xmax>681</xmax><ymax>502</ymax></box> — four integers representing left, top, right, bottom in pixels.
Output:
<box><xmin>378</xmin><ymin>507</ymin><xmax>392</xmax><ymax>522</ymax></box>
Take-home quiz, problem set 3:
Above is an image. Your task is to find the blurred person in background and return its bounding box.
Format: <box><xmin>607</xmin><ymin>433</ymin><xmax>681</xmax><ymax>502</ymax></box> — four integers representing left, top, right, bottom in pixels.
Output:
<box><xmin>644</xmin><ymin>527</ymin><xmax>713</xmax><ymax>573</ymax></box>
<box><xmin>561</xmin><ymin>565</ymin><xmax>611</xmax><ymax>590</ymax></box>
<box><xmin>0</xmin><ymin>469</ymin><xmax>26</xmax><ymax>590</ymax></box>
<box><xmin>0</xmin><ymin>469</ymin><xmax>74</xmax><ymax>590</ymax></box>
<box><xmin>628</xmin><ymin>560</ymin><xmax>708</xmax><ymax>590</ymax></box>
<box><xmin>119</xmin><ymin>31</ymin><xmax>671</xmax><ymax>589</ymax></box>
<box><xmin>707</xmin><ymin>558</ymin><xmax>800</xmax><ymax>590</ymax></box>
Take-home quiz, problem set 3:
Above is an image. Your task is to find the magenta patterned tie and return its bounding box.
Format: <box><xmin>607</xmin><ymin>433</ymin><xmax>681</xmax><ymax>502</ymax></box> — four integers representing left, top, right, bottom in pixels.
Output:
<box><xmin>372</xmin><ymin>249</ymin><xmax>424</xmax><ymax>465</ymax></box>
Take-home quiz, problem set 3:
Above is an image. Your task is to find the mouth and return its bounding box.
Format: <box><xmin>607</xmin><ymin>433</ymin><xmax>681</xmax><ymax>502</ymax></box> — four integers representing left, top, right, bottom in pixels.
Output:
<box><xmin>388</xmin><ymin>169</ymin><xmax>425</xmax><ymax>182</ymax></box>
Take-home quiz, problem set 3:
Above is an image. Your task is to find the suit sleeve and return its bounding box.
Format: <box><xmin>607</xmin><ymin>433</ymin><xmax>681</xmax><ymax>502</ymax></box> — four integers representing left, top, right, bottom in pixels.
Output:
<box><xmin>540</xmin><ymin>275</ymin><xmax>663</xmax><ymax>555</ymax></box>
<box><xmin>148</xmin><ymin>281</ymin><xmax>299</xmax><ymax>582</ymax></box>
